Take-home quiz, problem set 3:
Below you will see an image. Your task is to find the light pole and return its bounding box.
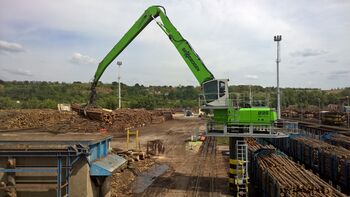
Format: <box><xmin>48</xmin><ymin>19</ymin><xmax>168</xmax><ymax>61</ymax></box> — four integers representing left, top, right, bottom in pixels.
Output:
<box><xmin>249</xmin><ymin>85</ymin><xmax>252</xmax><ymax>107</ymax></box>
<box><xmin>318</xmin><ymin>97</ymin><xmax>321</xmax><ymax>124</ymax></box>
<box><xmin>117</xmin><ymin>61</ymin><xmax>122</xmax><ymax>109</ymax></box>
<box><xmin>274</xmin><ymin>35</ymin><xmax>282</xmax><ymax>120</ymax></box>
<box><xmin>347</xmin><ymin>96</ymin><xmax>349</xmax><ymax>128</ymax></box>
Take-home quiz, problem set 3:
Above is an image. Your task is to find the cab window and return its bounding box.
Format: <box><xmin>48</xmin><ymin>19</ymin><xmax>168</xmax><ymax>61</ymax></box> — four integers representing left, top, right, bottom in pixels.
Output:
<box><xmin>203</xmin><ymin>80</ymin><xmax>218</xmax><ymax>103</ymax></box>
<box><xmin>219</xmin><ymin>81</ymin><xmax>226</xmax><ymax>97</ymax></box>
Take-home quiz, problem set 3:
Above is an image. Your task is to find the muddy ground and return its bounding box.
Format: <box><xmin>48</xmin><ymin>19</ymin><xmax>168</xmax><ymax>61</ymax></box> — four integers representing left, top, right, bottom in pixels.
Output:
<box><xmin>110</xmin><ymin>115</ymin><xmax>231</xmax><ymax>197</ymax></box>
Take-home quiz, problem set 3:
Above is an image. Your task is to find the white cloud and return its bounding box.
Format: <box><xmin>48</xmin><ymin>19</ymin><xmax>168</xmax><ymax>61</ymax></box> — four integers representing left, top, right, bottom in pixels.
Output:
<box><xmin>0</xmin><ymin>1</ymin><xmax>350</xmax><ymax>88</ymax></box>
<box><xmin>70</xmin><ymin>53</ymin><xmax>96</xmax><ymax>65</ymax></box>
<box><xmin>244</xmin><ymin>75</ymin><xmax>258</xmax><ymax>79</ymax></box>
<box><xmin>0</xmin><ymin>40</ymin><xmax>25</xmax><ymax>53</ymax></box>
<box><xmin>3</xmin><ymin>68</ymin><xmax>33</xmax><ymax>76</ymax></box>
<box><xmin>290</xmin><ymin>49</ymin><xmax>328</xmax><ymax>57</ymax></box>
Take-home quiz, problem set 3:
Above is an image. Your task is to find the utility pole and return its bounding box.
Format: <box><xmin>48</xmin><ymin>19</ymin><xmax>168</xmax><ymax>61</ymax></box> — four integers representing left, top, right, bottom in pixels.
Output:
<box><xmin>249</xmin><ymin>85</ymin><xmax>252</xmax><ymax>107</ymax></box>
<box><xmin>347</xmin><ymin>96</ymin><xmax>349</xmax><ymax>128</ymax></box>
<box><xmin>117</xmin><ymin>61</ymin><xmax>122</xmax><ymax>109</ymax></box>
<box><xmin>318</xmin><ymin>97</ymin><xmax>321</xmax><ymax>124</ymax></box>
<box><xmin>274</xmin><ymin>35</ymin><xmax>282</xmax><ymax>119</ymax></box>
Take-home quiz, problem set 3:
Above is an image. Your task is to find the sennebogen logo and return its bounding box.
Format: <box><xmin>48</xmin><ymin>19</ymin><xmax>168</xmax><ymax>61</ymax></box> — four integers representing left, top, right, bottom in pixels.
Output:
<box><xmin>182</xmin><ymin>48</ymin><xmax>200</xmax><ymax>71</ymax></box>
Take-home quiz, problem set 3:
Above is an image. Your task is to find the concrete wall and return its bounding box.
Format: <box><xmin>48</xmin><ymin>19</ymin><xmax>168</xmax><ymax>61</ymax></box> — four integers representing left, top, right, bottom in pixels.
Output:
<box><xmin>70</xmin><ymin>159</ymin><xmax>98</xmax><ymax>197</ymax></box>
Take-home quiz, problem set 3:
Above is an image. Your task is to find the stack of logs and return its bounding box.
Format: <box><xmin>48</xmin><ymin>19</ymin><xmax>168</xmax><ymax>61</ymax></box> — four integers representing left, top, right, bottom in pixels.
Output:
<box><xmin>146</xmin><ymin>140</ymin><xmax>165</xmax><ymax>155</ymax></box>
<box><xmin>266</xmin><ymin>135</ymin><xmax>350</xmax><ymax>194</ymax></box>
<box><xmin>0</xmin><ymin>109</ymin><xmax>72</xmax><ymax>129</ymax></box>
<box><xmin>151</xmin><ymin>110</ymin><xmax>173</xmax><ymax>124</ymax></box>
<box><xmin>71</xmin><ymin>104</ymin><xmax>152</xmax><ymax>126</ymax></box>
<box><xmin>323</xmin><ymin>133</ymin><xmax>350</xmax><ymax>149</ymax></box>
<box><xmin>112</xmin><ymin>148</ymin><xmax>147</xmax><ymax>169</ymax></box>
<box><xmin>246</xmin><ymin>138</ymin><xmax>346</xmax><ymax>197</ymax></box>
<box><xmin>71</xmin><ymin>105</ymin><xmax>114</xmax><ymax>124</ymax></box>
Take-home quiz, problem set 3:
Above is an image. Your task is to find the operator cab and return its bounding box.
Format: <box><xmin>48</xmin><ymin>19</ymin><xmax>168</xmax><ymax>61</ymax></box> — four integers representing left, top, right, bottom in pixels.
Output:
<box><xmin>202</xmin><ymin>79</ymin><xmax>229</xmax><ymax>107</ymax></box>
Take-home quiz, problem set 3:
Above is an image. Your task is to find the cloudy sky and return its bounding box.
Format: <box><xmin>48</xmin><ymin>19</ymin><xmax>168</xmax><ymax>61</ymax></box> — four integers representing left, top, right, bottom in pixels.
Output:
<box><xmin>0</xmin><ymin>0</ymin><xmax>349</xmax><ymax>89</ymax></box>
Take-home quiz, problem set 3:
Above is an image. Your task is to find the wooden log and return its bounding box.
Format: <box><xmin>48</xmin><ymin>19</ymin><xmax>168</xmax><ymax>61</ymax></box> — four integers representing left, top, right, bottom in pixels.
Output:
<box><xmin>246</xmin><ymin>138</ymin><xmax>346</xmax><ymax>197</ymax></box>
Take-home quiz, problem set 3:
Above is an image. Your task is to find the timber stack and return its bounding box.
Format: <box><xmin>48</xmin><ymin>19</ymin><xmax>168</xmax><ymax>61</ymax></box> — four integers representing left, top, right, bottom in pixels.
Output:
<box><xmin>71</xmin><ymin>104</ymin><xmax>152</xmax><ymax>126</ymax></box>
<box><xmin>322</xmin><ymin>133</ymin><xmax>350</xmax><ymax>149</ymax></box>
<box><xmin>266</xmin><ymin>135</ymin><xmax>350</xmax><ymax>194</ymax></box>
<box><xmin>246</xmin><ymin>138</ymin><xmax>346</xmax><ymax>197</ymax></box>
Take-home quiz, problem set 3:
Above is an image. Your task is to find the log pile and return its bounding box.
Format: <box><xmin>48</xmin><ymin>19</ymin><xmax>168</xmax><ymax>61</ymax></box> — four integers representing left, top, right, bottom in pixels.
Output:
<box><xmin>0</xmin><ymin>109</ymin><xmax>73</xmax><ymax>130</ymax></box>
<box><xmin>318</xmin><ymin>145</ymin><xmax>350</xmax><ymax>188</ymax></box>
<box><xmin>0</xmin><ymin>106</ymin><xmax>160</xmax><ymax>133</ymax></box>
<box><xmin>267</xmin><ymin>135</ymin><xmax>350</xmax><ymax>194</ymax></box>
<box><xmin>246</xmin><ymin>138</ymin><xmax>346</xmax><ymax>197</ymax></box>
<box><xmin>151</xmin><ymin>110</ymin><xmax>173</xmax><ymax>124</ymax></box>
<box><xmin>111</xmin><ymin>109</ymin><xmax>152</xmax><ymax>127</ymax></box>
<box><xmin>112</xmin><ymin>148</ymin><xmax>148</xmax><ymax>169</ymax></box>
<box><xmin>146</xmin><ymin>140</ymin><xmax>165</xmax><ymax>155</ymax></box>
<box><xmin>71</xmin><ymin>104</ymin><xmax>155</xmax><ymax>132</ymax></box>
<box><xmin>324</xmin><ymin>133</ymin><xmax>350</xmax><ymax>149</ymax></box>
<box><xmin>246</xmin><ymin>138</ymin><xmax>275</xmax><ymax>152</ymax></box>
<box><xmin>291</xmin><ymin>137</ymin><xmax>350</xmax><ymax>186</ymax></box>
<box><xmin>71</xmin><ymin>104</ymin><xmax>114</xmax><ymax>124</ymax></box>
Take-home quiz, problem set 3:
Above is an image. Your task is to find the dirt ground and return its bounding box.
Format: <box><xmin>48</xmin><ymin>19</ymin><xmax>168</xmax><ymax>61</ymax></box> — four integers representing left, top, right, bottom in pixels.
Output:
<box><xmin>110</xmin><ymin>114</ymin><xmax>231</xmax><ymax>197</ymax></box>
<box><xmin>0</xmin><ymin>110</ymin><xmax>231</xmax><ymax>196</ymax></box>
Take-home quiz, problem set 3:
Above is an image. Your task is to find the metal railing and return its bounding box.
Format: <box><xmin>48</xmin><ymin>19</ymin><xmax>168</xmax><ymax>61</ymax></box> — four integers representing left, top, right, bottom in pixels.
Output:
<box><xmin>206</xmin><ymin>120</ymin><xmax>298</xmax><ymax>138</ymax></box>
<box><xmin>199</xmin><ymin>93</ymin><xmax>271</xmax><ymax>109</ymax></box>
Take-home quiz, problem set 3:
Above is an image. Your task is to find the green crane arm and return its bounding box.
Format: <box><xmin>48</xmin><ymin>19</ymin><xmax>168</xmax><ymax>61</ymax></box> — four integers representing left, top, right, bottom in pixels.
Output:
<box><xmin>89</xmin><ymin>5</ymin><xmax>214</xmax><ymax>105</ymax></box>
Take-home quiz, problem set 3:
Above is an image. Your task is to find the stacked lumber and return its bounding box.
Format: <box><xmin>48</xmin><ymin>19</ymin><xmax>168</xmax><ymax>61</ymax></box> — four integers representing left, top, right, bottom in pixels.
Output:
<box><xmin>293</xmin><ymin>137</ymin><xmax>330</xmax><ymax>167</ymax></box>
<box><xmin>292</xmin><ymin>137</ymin><xmax>350</xmax><ymax>184</ymax></box>
<box><xmin>112</xmin><ymin>149</ymin><xmax>148</xmax><ymax>169</ymax></box>
<box><xmin>266</xmin><ymin>136</ymin><xmax>350</xmax><ymax>194</ymax></box>
<box><xmin>246</xmin><ymin>139</ymin><xmax>346</xmax><ymax>197</ymax></box>
<box><xmin>246</xmin><ymin>138</ymin><xmax>274</xmax><ymax>152</ymax></box>
<box><xmin>318</xmin><ymin>145</ymin><xmax>350</xmax><ymax>187</ymax></box>
<box><xmin>71</xmin><ymin>104</ymin><xmax>113</xmax><ymax>124</ymax></box>
<box><xmin>71</xmin><ymin>104</ymin><xmax>154</xmax><ymax>132</ymax></box>
<box><xmin>324</xmin><ymin>134</ymin><xmax>350</xmax><ymax>149</ymax></box>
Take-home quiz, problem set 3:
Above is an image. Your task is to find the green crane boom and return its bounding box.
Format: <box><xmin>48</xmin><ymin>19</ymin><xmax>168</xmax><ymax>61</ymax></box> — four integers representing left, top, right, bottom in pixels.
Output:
<box><xmin>86</xmin><ymin>4</ymin><xmax>283</xmax><ymax>141</ymax></box>
<box><xmin>89</xmin><ymin>5</ymin><xmax>214</xmax><ymax>105</ymax></box>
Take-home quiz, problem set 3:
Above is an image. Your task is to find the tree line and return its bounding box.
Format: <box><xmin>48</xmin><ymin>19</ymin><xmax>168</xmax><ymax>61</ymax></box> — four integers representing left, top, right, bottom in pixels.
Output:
<box><xmin>0</xmin><ymin>80</ymin><xmax>349</xmax><ymax>110</ymax></box>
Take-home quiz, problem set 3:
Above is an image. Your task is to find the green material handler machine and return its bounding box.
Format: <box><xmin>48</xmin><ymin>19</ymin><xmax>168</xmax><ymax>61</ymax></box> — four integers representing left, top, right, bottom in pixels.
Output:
<box><xmin>87</xmin><ymin>5</ymin><xmax>290</xmax><ymax>196</ymax></box>
<box><xmin>88</xmin><ymin>5</ymin><xmax>285</xmax><ymax>138</ymax></box>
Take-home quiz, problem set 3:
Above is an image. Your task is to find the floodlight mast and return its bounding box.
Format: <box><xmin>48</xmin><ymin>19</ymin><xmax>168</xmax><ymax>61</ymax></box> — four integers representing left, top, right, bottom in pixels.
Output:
<box><xmin>117</xmin><ymin>61</ymin><xmax>122</xmax><ymax>109</ymax></box>
<box><xmin>274</xmin><ymin>35</ymin><xmax>282</xmax><ymax>120</ymax></box>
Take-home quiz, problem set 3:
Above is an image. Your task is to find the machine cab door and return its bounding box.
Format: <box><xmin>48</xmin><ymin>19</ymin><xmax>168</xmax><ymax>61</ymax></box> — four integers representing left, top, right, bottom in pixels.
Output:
<box><xmin>202</xmin><ymin>79</ymin><xmax>229</xmax><ymax>107</ymax></box>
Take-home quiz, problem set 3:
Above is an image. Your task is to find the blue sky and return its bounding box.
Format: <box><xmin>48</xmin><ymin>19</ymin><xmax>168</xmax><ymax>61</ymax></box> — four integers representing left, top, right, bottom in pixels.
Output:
<box><xmin>0</xmin><ymin>0</ymin><xmax>349</xmax><ymax>89</ymax></box>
